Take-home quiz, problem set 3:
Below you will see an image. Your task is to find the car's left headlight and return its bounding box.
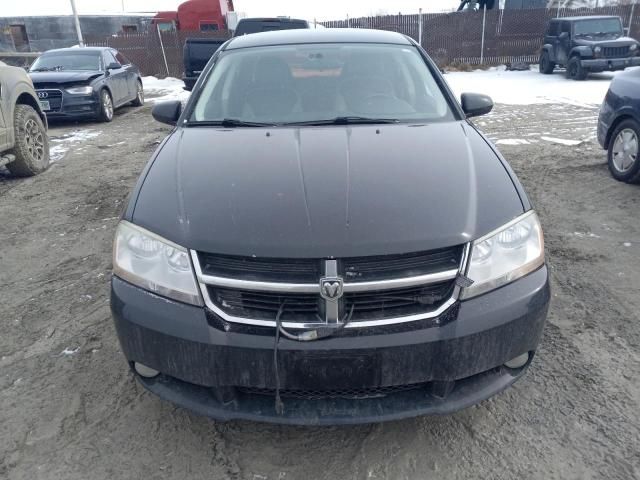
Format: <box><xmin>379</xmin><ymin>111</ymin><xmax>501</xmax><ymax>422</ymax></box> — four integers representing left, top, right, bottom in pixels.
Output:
<box><xmin>65</xmin><ymin>86</ymin><xmax>93</xmax><ymax>95</ymax></box>
<box><xmin>631</xmin><ymin>43</ymin><xmax>638</xmax><ymax>52</ymax></box>
<box><xmin>113</xmin><ymin>221</ymin><xmax>202</xmax><ymax>306</ymax></box>
<box><xmin>461</xmin><ymin>211</ymin><xmax>544</xmax><ymax>299</ymax></box>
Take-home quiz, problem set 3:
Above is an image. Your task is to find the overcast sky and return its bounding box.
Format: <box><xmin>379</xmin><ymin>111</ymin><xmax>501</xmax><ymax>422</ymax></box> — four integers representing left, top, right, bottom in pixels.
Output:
<box><xmin>3</xmin><ymin>0</ymin><xmax>461</xmax><ymax>20</ymax></box>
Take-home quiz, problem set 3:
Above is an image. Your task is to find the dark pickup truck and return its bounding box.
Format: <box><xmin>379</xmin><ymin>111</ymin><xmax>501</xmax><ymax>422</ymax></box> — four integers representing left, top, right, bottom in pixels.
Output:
<box><xmin>183</xmin><ymin>38</ymin><xmax>227</xmax><ymax>91</ymax></box>
<box><xmin>182</xmin><ymin>18</ymin><xmax>309</xmax><ymax>91</ymax></box>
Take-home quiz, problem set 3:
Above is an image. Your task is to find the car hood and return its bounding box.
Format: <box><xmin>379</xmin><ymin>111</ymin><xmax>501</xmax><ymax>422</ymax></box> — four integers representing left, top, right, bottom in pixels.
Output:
<box><xmin>29</xmin><ymin>70</ymin><xmax>103</xmax><ymax>85</ymax></box>
<box><xmin>132</xmin><ymin>122</ymin><xmax>525</xmax><ymax>258</ymax></box>
<box><xmin>575</xmin><ymin>36</ymin><xmax>638</xmax><ymax>47</ymax></box>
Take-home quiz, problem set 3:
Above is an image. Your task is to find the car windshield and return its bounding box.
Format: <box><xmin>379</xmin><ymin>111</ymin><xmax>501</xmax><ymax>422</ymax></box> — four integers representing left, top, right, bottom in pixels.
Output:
<box><xmin>190</xmin><ymin>43</ymin><xmax>456</xmax><ymax>126</ymax></box>
<box><xmin>30</xmin><ymin>52</ymin><xmax>101</xmax><ymax>72</ymax></box>
<box><xmin>574</xmin><ymin>18</ymin><xmax>623</xmax><ymax>37</ymax></box>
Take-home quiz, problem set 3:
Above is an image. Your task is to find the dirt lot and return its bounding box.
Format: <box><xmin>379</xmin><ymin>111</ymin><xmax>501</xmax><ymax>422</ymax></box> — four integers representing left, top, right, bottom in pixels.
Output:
<box><xmin>1</xmin><ymin>99</ymin><xmax>639</xmax><ymax>480</ymax></box>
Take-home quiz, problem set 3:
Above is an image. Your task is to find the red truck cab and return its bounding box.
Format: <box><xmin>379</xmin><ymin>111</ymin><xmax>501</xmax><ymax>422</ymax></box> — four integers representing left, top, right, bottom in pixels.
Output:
<box><xmin>152</xmin><ymin>0</ymin><xmax>234</xmax><ymax>32</ymax></box>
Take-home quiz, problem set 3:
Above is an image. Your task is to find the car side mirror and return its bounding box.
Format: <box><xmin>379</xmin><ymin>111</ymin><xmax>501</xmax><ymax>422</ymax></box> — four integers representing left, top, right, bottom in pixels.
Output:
<box><xmin>152</xmin><ymin>100</ymin><xmax>182</xmax><ymax>126</ymax></box>
<box><xmin>107</xmin><ymin>62</ymin><xmax>121</xmax><ymax>70</ymax></box>
<box><xmin>559</xmin><ymin>31</ymin><xmax>569</xmax><ymax>40</ymax></box>
<box><xmin>624</xmin><ymin>27</ymin><xmax>630</xmax><ymax>36</ymax></box>
<box><xmin>461</xmin><ymin>93</ymin><xmax>493</xmax><ymax>118</ymax></box>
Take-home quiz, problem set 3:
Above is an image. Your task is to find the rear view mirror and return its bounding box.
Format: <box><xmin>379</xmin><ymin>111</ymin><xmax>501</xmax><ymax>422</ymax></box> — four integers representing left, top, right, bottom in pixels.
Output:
<box><xmin>461</xmin><ymin>93</ymin><xmax>493</xmax><ymax>118</ymax></box>
<box><xmin>559</xmin><ymin>31</ymin><xmax>569</xmax><ymax>40</ymax></box>
<box><xmin>107</xmin><ymin>62</ymin><xmax>121</xmax><ymax>70</ymax></box>
<box><xmin>625</xmin><ymin>27</ymin><xmax>630</xmax><ymax>36</ymax></box>
<box><xmin>152</xmin><ymin>100</ymin><xmax>182</xmax><ymax>126</ymax></box>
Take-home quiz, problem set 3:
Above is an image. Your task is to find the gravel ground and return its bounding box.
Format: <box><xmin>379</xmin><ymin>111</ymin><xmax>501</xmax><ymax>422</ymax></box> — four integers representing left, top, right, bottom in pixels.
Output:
<box><xmin>1</xmin><ymin>100</ymin><xmax>639</xmax><ymax>480</ymax></box>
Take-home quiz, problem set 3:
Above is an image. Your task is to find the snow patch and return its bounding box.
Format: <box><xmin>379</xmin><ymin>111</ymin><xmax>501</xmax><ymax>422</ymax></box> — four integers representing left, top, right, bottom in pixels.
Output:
<box><xmin>445</xmin><ymin>67</ymin><xmax>633</xmax><ymax>107</ymax></box>
<box><xmin>143</xmin><ymin>76</ymin><xmax>191</xmax><ymax>104</ymax></box>
<box><xmin>49</xmin><ymin>129</ymin><xmax>102</xmax><ymax>163</ymax></box>
<box><xmin>61</xmin><ymin>347</ymin><xmax>79</xmax><ymax>356</ymax></box>
<box><xmin>541</xmin><ymin>136</ymin><xmax>583</xmax><ymax>146</ymax></box>
<box><xmin>496</xmin><ymin>139</ymin><xmax>530</xmax><ymax>145</ymax></box>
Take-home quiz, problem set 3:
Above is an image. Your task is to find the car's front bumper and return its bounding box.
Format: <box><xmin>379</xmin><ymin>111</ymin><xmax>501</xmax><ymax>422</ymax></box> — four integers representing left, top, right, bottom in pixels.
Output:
<box><xmin>111</xmin><ymin>266</ymin><xmax>550</xmax><ymax>425</ymax></box>
<box><xmin>38</xmin><ymin>91</ymin><xmax>100</xmax><ymax>119</ymax></box>
<box><xmin>581</xmin><ymin>57</ymin><xmax>640</xmax><ymax>71</ymax></box>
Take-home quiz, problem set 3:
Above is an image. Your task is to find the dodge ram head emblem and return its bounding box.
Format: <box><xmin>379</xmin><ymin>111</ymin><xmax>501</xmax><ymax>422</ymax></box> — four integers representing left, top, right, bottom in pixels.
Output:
<box><xmin>320</xmin><ymin>277</ymin><xmax>344</xmax><ymax>301</ymax></box>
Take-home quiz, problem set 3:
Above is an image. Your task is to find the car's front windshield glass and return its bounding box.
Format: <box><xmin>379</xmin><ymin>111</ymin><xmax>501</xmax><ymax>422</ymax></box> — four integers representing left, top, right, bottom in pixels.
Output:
<box><xmin>574</xmin><ymin>18</ymin><xmax>623</xmax><ymax>36</ymax></box>
<box><xmin>190</xmin><ymin>43</ymin><xmax>456</xmax><ymax>125</ymax></box>
<box><xmin>30</xmin><ymin>52</ymin><xmax>101</xmax><ymax>72</ymax></box>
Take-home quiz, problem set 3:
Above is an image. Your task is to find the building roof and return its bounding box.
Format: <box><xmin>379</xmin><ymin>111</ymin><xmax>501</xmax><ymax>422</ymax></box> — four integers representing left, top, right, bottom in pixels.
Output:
<box><xmin>225</xmin><ymin>28</ymin><xmax>412</xmax><ymax>50</ymax></box>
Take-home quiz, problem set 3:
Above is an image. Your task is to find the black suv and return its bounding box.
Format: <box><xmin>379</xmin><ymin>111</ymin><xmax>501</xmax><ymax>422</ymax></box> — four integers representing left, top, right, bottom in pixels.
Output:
<box><xmin>111</xmin><ymin>29</ymin><xmax>550</xmax><ymax>425</ymax></box>
<box><xmin>539</xmin><ymin>16</ymin><xmax>640</xmax><ymax>80</ymax></box>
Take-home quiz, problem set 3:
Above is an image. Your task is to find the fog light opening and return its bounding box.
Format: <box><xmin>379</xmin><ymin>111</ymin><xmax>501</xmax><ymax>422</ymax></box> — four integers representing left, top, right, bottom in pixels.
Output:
<box><xmin>134</xmin><ymin>362</ymin><xmax>160</xmax><ymax>378</ymax></box>
<box><xmin>504</xmin><ymin>352</ymin><xmax>530</xmax><ymax>370</ymax></box>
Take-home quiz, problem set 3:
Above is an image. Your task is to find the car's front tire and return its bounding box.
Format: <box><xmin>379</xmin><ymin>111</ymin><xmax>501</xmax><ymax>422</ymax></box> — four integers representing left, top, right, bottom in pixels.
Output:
<box><xmin>608</xmin><ymin>119</ymin><xmax>640</xmax><ymax>184</ymax></box>
<box><xmin>539</xmin><ymin>51</ymin><xmax>555</xmax><ymax>74</ymax></box>
<box><xmin>566</xmin><ymin>56</ymin><xmax>588</xmax><ymax>80</ymax></box>
<box><xmin>131</xmin><ymin>79</ymin><xmax>144</xmax><ymax>107</ymax></box>
<box><xmin>6</xmin><ymin>104</ymin><xmax>50</xmax><ymax>177</ymax></box>
<box><xmin>98</xmin><ymin>89</ymin><xmax>114</xmax><ymax>122</ymax></box>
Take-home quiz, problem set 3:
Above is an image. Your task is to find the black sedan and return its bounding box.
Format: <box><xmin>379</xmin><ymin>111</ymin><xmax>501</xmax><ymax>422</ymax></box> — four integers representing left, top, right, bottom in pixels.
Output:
<box><xmin>111</xmin><ymin>29</ymin><xmax>549</xmax><ymax>425</ymax></box>
<box><xmin>29</xmin><ymin>47</ymin><xmax>144</xmax><ymax>122</ymax></box>
<box><xmin>598</xmin><ymin>68</ymin><xmax>640</xmax><ymax>183</ymax></box>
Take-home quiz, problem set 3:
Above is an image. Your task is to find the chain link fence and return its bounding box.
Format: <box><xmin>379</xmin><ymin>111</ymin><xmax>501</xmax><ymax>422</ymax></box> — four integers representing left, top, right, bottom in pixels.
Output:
<box><xmin>324</xmin><ymin>5</ymin><xmax>640</xmax><ymax>67</ymax></box>
<box><xmin>86</xmin><ymin>30</ymin><xmax>231</xmax><ymax>78</ymax></box>
<box><xmin>84</xmin><ymin>5</ymin><xmax>640</xmax><ymax>77</ymax></box>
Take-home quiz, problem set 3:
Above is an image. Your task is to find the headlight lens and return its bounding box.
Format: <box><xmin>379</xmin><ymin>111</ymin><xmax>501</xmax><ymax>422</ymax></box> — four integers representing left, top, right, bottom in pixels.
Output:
<box><xmin>461</xmin><ymin>212</ymin><xmax>544</xmax><ymax>299</ymax></box>
<box><xmin>65</xmin><ymin>86</ymin><xmax>93</xmax><ymax>95</ymax></box>
<box><xmin>113</xmin><ymin>221</ymin><xmax>202</xmax><ymax>306</ymax></box>
<box><xmin>594</xmin><ymin>46</ymin><xmax>602</xmax><ymax>54</ymax></box>
<box><xmin>631</xmin><ymin>43</ymin><xmax>638</xmax><ymax>51</ymax></box>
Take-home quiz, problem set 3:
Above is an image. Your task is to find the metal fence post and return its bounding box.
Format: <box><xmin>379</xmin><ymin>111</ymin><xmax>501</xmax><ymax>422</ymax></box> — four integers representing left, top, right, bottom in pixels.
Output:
<box><xmin>418</xmin><ymin>8</ymin><xmax>423</xmax><ymax>47</ymax></box>
<box><xmin>480</xmin><ymin>4</ymin><xmax>487</xmax><ymax>65</ymax></box>
<box><xmin>346</xmin><ymin>14</ymin><xmax>350</xmax><ymax>28</ymax></box>
<box><xmin>156</xmin><ymin>24</ymin><xmax>170</xmax><ymax>77</ymax></box>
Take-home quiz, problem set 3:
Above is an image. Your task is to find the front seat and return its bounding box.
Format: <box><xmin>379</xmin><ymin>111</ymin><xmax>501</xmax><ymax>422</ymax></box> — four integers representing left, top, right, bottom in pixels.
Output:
<box><xmin>245</xmin><ymin>57</ymin><xmax>298</xmax><ymax>120</ymax></box>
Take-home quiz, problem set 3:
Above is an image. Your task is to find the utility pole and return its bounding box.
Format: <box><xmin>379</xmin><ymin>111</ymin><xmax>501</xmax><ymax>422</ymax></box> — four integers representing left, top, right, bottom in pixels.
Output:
<box><xmin>418</xmin><ymin>8</ymin><xmax>423</xmax><ymax>48</ymax></box>
<box><xmin>69</xmin><ymin>0</ymin><xmax>84</xmax><ymax>47</ymax></box>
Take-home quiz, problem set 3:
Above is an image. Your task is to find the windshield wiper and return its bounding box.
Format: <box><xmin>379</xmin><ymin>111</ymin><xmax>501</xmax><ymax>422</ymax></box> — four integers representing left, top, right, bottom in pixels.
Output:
<box><xmin>283</xmin><ymin>116</ymin><xmax>400</xmax><ymax>126</ymax></box>
<box><xmin>186</xmin><ymin>118</ymin><xmax>277</xmax><ymax>128</ymax></box>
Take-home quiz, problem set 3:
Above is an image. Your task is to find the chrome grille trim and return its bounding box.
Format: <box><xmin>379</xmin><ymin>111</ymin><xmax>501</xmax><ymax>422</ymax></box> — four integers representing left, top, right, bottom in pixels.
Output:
<box><xmin>191</xmin><ymin>244</ymin><xmax>470</xmax><ymax>329</ymax></box>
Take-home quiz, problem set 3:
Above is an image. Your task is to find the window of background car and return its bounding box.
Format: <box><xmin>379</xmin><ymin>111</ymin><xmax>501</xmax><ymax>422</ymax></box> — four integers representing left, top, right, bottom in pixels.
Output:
<box><xmin>30</xmin><ymin>51</ymin><xmax>101</xmax><ymax>72</ymax></box>
<box><xmin>191</xmin><ymin>43</ymin><xmax>456</xmax><ymax>125</ymax></box>
<box><xmin>574</xmin><ymin>18</ymin><xmax>623</xmax><ymax>36</ymax></box>
<box><xmin>114</xmin><ymin>51</ymin><xmax>131</xmax><ymax>66</ymax></box>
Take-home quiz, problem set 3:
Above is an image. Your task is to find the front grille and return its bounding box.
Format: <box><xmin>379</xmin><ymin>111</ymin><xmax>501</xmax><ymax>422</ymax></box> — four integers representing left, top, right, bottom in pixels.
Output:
<box><xmin>345</xmin><ymin>282</ymin><xmax>455</xmax><ymax>320</ymax></box>
<box><xmin>35</xmin><ymin>89</ymin><xmax>63</xmax><ymax>112</ymax></box>
<box><xmin>197</xmin><ymin>245</ymin><xmax>465</xmax><ymax>328</ymax></box>
<box><xmin>603</xmin><ymin>46</ymin><xmax>630</xmax><ymax>58</ymax></box>
<box><xmin>199</xmin><ymin>252</ymin><xmax>320</xmax><ymax>283</ymax></box>
<box><xmin>210</xmin><ymin>287</ymin><xmax>321</xmax><ymax>322</ymax></box>
<box><xmin>343</xmin><ymin>246</ymin><xmax>463</xmax><ymax>282</ymax></box>
<box><xmin>238</xmin><ymin>382</ymin><xmax>429</xmax><ymax>400</ymax></box>
<box><xmin>198</xmin><ymin>245</ymin><xmax>462</xmax><ymax>284</ymax></box>
<box><xmin>209</xmin><ymin>280</ymin><xmax>454</xmax><ymax>323</ymax></box>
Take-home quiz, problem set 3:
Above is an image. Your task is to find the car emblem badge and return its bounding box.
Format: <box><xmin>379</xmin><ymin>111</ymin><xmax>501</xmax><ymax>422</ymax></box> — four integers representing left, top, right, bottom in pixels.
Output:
<box><xmin>320</xmin><ymin>276</ymin><xmax>344</xmax><ymax>301</ymax></box>
<box><xmin>38</xmin><ymin>91</ymin><xmax>48</xmax><ymax>99</ymax></box>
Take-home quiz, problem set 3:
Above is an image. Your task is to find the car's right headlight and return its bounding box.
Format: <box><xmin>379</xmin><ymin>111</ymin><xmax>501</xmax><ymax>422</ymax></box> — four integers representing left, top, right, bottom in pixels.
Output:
<box><xmin>65</xmin><ymin>86</ymin><xmax>94</xmax><ymax>95</ymax></box>
<box><xmin>461</xmin><ymin>211</ymin><xmax>544</xmax><ymax>299</ymax></box>
<box><xmin>113</xmin><ymin>221</ymin><xmax>202</xmax><ymax>306</ymax></box>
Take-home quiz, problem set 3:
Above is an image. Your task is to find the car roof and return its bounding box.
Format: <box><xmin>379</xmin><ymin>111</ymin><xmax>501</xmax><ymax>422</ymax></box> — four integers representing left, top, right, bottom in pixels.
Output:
<box><xmin>225</xmin><ymin>28</ymin><xmax>412</xmax><ymax>50</ymax></box>
<box><xmin>551</xmin><ymin>16</ymin><xmax>621</xmax><ymax>22</ymax></box>
<box><xmin>41</xmin><ymin>47</ymin><xmax>112</xmax><ymax>54</ymax></box>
